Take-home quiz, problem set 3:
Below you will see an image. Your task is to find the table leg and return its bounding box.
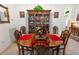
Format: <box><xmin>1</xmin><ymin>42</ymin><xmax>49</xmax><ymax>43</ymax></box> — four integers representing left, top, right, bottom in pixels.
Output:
<box><xmin>31</xmin><ymin>47</ymin><xmax>34</xmax><ymax>55</ymax></box>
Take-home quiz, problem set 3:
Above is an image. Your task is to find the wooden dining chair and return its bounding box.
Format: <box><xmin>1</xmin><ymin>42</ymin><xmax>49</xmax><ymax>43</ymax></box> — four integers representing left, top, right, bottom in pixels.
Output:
<box><xmin>14</xmin><ymin>30</ymin><xmax>22</xmax><ymax>55</ymax></box>
<box><xmin>48</xmin><ymin>34</ymin><xmax>61</xmax><ymax>55</ymax></box>
<box><xmin>50</xmin><ymin>30</ymin><xmax>70</xmax><ymax>55</ymax></box>
<box><xmin>59</xmin><ymin>30</ymin><xmax>71</xmax><ymax>55</ymax></box>
<box><xmin>14</xmin><ymin>30</ymin><xmax>33</xmax><ymax>55</ymax></box>
<box><xmin>20</xmin><ymin>26</ymin><xmax>26</xmax><ymax>35</ymax></box>
<box><xmin>32</xmin><ymin>37</ymin><xmax>49</xmax><ymax>55</ymax></box>
<box><xmin>36</xmin><ymin>27</ymin><xmax>48</xmax><ymax>35</ymax></box>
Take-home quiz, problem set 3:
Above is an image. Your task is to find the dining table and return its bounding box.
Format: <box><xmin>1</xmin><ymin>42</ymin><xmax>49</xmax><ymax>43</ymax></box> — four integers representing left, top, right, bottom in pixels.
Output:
<box><xmin>17</xmin><ymin>33</ymin><xmax>63</xmax><ymax>55</ymax></box>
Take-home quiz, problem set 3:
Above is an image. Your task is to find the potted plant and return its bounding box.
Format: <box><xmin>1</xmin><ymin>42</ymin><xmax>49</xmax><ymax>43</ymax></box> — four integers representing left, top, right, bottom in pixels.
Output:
<box><xmin>33</xmin><ymin>5</ymin><xmax>44</xmax><ymax>11</ymax></box>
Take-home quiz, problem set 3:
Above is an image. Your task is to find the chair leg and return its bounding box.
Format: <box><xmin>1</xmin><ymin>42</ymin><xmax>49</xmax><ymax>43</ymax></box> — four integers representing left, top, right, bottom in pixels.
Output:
<box><xmin>52</xmin><ymin>49</ymin><xmax>54</xmax><ymax>55</ymax></box>
<box><xmin>47</xmin><ymin>48</ymin><xmax>49</xmax><ymax>55</ymax></box>
<box><xmin>18</xmin><ymin>45</ymin><xmax>21</xmax><ymax>55</ymax></box>
<box><xmin>18</xmin><ymin>48</ymin><xmax>21</xmax><ymax>55</ymax></box>
<box><xmin>31</xmin><ymin>51</ymin><xmax>34</xmax><ymax>55</ymax></box>
<box><xmin>56</xmin><ymin>46</ymin><xmax>60</xmax><ymax>55</ymax></box>
<box><xmin>63</xmin><ymin>48</ymin><xmax>65</xmax><ymax>55</ymax></box>
<box><xmin>31</xmin><ymin>48</ymin><xmax>34</xmax><ymax>55</ymax></box>
<box><xmin>52</xmin><ymin>48</ymin><xmax>55</xmax><ymax>55</ymax></box>
<box><xmin>22</xmin><ymin>46</ymin><xmax>24</xmax><ymax>55</ymax></box>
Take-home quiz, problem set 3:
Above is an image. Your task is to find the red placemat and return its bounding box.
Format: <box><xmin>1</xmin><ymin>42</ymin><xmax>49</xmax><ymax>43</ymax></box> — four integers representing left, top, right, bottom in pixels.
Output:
<box><xmin>19</xmin><ymin>34</ymin><xmax>32</xmax><ymax>40</ymax></box>
<box><xmin>48</xmin><ymin>34</ymin><xmax>61</xmax><ymax>41</ymax></box>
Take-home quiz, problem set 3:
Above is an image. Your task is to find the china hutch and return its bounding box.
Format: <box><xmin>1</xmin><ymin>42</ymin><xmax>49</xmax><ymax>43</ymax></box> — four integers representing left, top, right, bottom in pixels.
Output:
<box><xmin>27</xmin><ymin>10</ymin><xmax>51</xmax><ymax>33</ymax></box>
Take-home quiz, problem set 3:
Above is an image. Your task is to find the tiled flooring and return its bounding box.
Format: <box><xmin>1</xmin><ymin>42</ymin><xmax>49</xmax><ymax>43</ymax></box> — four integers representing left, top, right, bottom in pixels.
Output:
<box><xmin>1</xmin><ymin>38</ymin><xmax>79</xmax><ymax>55</ymax></box>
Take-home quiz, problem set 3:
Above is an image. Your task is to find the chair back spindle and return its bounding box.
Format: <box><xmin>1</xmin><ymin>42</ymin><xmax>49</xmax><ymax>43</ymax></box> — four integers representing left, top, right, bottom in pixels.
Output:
<box><xmin>14</xmin><ymin>30</ymin><xmax>22</xmax><ymax>40</ymax></box>
<box><xmin>20</xmin><ymin>26</ymin><xmax>26</xmax><ymax>34</ymax></box>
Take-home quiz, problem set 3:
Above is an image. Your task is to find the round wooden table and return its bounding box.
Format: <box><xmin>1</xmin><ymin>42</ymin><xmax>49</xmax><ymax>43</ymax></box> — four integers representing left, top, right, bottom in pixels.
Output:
<box><xmin>17</xmin><ymin>34</ymin><xmax>63</xmax><ymax>55</ymax></box>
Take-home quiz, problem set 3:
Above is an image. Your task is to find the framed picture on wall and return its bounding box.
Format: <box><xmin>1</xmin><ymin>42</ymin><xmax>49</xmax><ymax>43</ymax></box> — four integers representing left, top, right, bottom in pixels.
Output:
<box><xmin>0</xmin><ymin>4</ymin><xmax>10</xmax><ymax>23</ymax></box>
<box><xmin>54</xmin><ymin>12</ymin><xmax>59</xmax><ymax>18</ymax></box>
<box><xmin>76</xmin><ymin>14</ymin><xmax>79</xmax><ymax>21</ymax></box>
<box><xmin>19</xmin><ymin>11</ymin><xmax>25</xmax><ymax>18</ymax></box>
<box><xmin>64</xmin><ymin>7</ymin><xmax>72</xmax><ymax>17</ymax></box>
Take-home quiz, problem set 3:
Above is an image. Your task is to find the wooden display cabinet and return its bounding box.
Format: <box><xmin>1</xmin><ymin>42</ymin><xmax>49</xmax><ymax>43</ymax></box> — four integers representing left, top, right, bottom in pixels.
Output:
<box><xmin>27</xmin><ymin>10</ymin><xmax>51</xmax><ymax>33</ymax></box>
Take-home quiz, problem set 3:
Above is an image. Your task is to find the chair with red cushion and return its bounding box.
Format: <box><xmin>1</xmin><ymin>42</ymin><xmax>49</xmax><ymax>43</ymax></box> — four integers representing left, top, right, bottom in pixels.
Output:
<box><xmin>48</xmin><ymin>34</ymin><xmax>62</xmax><ymax>55</ymax></box>
<box><xmin>59</xmin><ymin>30</ymin><xmax>71</xmax><ymax>55</ymax></box>
<box><xmin>48</xmin><ymin>30</ymin><xmax>70</xmax><ymax>55</ymax></box>
<box><xmin>14</xmin><ymin>30</ymin><xmax>33</xmax><ymax>55</ymax></box>
<box><xmin>19</xmin><ymin>34</ymin><xmax>34</xmax><ymax>55</ymax></box>
<box><xmin>14</xmin><ymin>30</ymin><xmax>22</xmax><ymax>55</ymax></box>
<box><xmin>32</xmin><ymin>36</ymin><xmax>49</xmax><ymax>55</ymax></box>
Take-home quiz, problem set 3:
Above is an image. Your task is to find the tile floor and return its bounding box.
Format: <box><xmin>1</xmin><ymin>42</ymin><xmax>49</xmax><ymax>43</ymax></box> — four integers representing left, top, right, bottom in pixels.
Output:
<box><xmin>1</xmin><ymin>38</ymin><xmax>79</xmax><ymax>55</ymax></box>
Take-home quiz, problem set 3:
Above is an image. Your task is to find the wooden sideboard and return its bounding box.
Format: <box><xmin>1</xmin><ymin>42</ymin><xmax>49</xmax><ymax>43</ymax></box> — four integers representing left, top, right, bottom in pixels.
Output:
<box><xmin>70</xmin><ymin>22</ymin><xmax>79</xmax><ymax>36</ymax></box>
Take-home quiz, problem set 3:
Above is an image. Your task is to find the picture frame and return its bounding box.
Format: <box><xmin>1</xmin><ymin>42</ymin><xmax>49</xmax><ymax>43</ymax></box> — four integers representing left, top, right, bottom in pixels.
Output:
<box><xmin>19</xmin><ymin>11</ymin><xmax>25</xmax><ymax>18</ymax></box>
<box><xmin>54</xmin><ymin>12</ymin><xmax>59</xmax><ymax>18</ymax></box>
<box><xmin>0</xmin><ymin>4</ymin><xmax>10</xmax><ymax>23</ymax></box>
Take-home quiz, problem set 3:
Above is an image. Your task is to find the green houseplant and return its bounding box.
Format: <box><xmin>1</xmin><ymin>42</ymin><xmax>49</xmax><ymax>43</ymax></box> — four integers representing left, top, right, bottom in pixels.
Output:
<box><xmin>33</xmin><ymin>5</ymin><xmax>44</xmax><ymax>11</ymax></box>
